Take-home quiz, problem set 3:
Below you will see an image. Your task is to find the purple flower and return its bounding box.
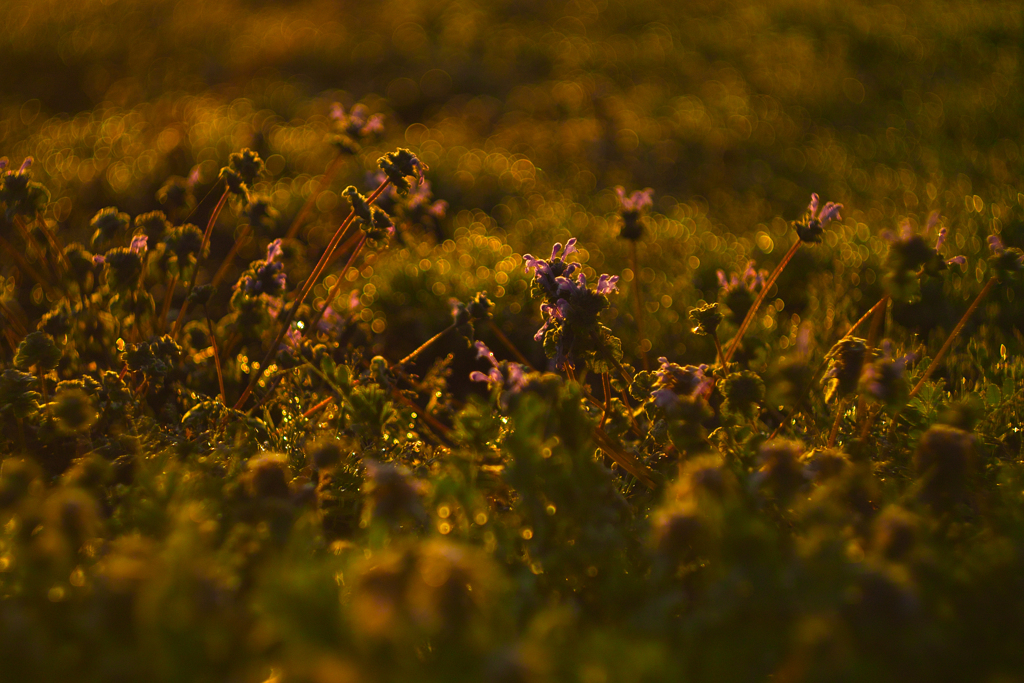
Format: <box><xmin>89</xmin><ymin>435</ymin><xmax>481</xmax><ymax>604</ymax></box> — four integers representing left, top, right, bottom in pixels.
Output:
<box><xmin>0</xmin><ymin>158</ymin><xmax>7</xmax><ymax>171</ymax></box>
<box><xmin>596</xmin><ymin>274</ymin><xmax>619</xmax><ymax>295</ymax></box>
<box><xmin>129</xmin><ymin>234</ymin><xmax>148</xmax><ymax>254</ymax></box>
<box><xmin>92</xmin><ymin>254</ymin><xmax>106</xmax><ymax>265</ymax></box>
<box><xmin>807</xmin><ymin>193</ymin><xmax>842</xmax><ymax>226</ymax></box>
<box><xmin>469</xmin><ymin>341</ymin><xmax>529</xmax><ymax>407</ymax></box>
<box><xmin>266</xmin><ymin>238</ymin><xmax>283</xmax><ymax>263</ymax></box>
<box><xmin>18</xmin><ymin>157</ymin><xmax>33</xmax><ymax>173</ymax></box>
<box><xmin>616</xmin><ymin>186</ymin><xmax>654</xmax><ymax>213</ymax></box>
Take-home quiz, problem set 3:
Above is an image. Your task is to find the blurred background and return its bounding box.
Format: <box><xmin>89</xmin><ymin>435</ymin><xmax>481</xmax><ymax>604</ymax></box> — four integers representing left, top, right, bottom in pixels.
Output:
<box><xmin>1</xmin><ymin>0</ymin><xmax>1020</xmax><ymax>227</ymax></box>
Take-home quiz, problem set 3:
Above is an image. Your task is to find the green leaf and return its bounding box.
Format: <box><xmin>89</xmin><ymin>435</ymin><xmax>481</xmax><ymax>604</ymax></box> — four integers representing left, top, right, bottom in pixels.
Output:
<box><xmin>986</xmin><ymin>383</ymin><xmax>1001</xmax><ymax>407</ymax></box>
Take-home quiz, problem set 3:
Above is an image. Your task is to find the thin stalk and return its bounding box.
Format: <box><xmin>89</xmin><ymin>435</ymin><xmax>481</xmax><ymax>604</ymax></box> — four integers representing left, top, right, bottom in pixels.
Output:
<box><xmin>629</xmin><ymin>240</ymin><xmax>649</xmax><ymax>370</ymax></box>
<box><xmin>766</xmin><ymin>294</ymin><xmax>889</xmax><ymax>442</ymax></box>
<box><xmin>712</xmin><ymin>336</ymin><xmax>725</xmax><ymax>367</ymax></box>
<box><xmin>286</xmin><ymin>152</ymin><xmax>346</xmax><ymax>239</ymax></box>
<box><xmin>394</xmin><ymin>323</ymin><xmax>457</xmax><ymax>368</ymax></box>
<box><xmin>37</xmin><ymin>366</ymin><xmax>47</xmax><ymax>402</ymax></box>
<box><xmin>308</xmin><ymin>234</ymin><xmax>367</xmax><ymax>333</ymax></box>
<box><xmin>233</xmin><ymin>179</ymin><xmax>390</xmax><ymax>410</ymax></box>
<box><xmin>171</xmin><ymin>188</ymin><xmax>230</xmax><ymax>337</ymax></box>
<box><xmin>908</xmin><ymin>276</ymin><xmax>997</xmax><ymax>400</ymax></box>
<box><xmin>600</xmin><ymin>372</ymin><xmax>612</xmax><ymax>429</ymax></box>
<box><xmin>593</xmin><ymin>427</ymin><xmax>656</xmax><ymax>488</ymax></box>
<box><xmin>0</xmin><ymin>234</ymin><xmax>56</xmax><ymax>298</ymax></box>
<box><xmin>207</xmin><ymin>317</ymin><xmax>227</xmax><ymax>405</ymax></box>
<box><xmin>158</xmin><ymin>274</ymin><xmax>178</xmax><ymax>333</ymax></box>
<box><xmin>12</xmin><ymin>216</ymin><xmax>57</xmax><ymax>281</ymax></box>
<box><xmin>855</xmin><ymin>295</ymin><xmax>888</xmax><ymax>429</ymax></box>
<box><xmin>0</xmin><ymin>299</ymin><xmax>27</xmax><ymax>337</ymax></box>
<box><xmin>303</xmin><ymin>395</ymin><xmax>335</xmax><ymax>419</ymax></box>
<box><xmin>31</xmin><ymin>216</ymin><xmax>70</xmax><ymax>273</ymax></box>
<box><xmin>210</xmin><ymin>224</ymin><xmax>251</xmax><ymax>289</ymax></box>
<box><xmin>724</xmin><ymin>238</ymin><xmax>801</xmax><ymax>364</ymax></box>
<box><xmin>827</xmin><ymin>397</ymin><xmax>846</xmax><ymax>448</ymax></box>
<box><xmin>487</xmin><ymin>319</ymin><xmax>535</xmax><ymax>370</ymax></box>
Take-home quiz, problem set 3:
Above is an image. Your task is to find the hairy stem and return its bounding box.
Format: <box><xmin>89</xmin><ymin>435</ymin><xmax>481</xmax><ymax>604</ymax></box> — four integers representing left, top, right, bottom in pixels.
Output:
<box><xmin>629</xmin><ymin>240</ymin><xmax>649</xmax><ymax>370</ymax></box>
<box><xmin>488</xmin><ymin>319</ymin><xmax>535</xmax><ymax>370</ymax></box>
<box><xmin>394</xmin><ymin>323</ymin><xmax>457</xmax><ymax>368</ymax></box>
<box><xmin>172</xmin><ymin>188</ymin><xmax>230</xmax><ymax>337</ymax></box>
<box><xmin>233</xmin><ymin>179</ymin><xmax>390</xmax><ymax>410</ymax></box>
<box><xmin>724</xmin><ymin>238</ymin><xmax>801</xmax><ymax>364</ymax></box>
<box><xmin>207</xmin><ymin>317</ymin><xmax>227</xmax><ymax>405</ymax></box>
<box><xmin>908</xmin><ymin>276</ymin><xmax>996</xmax><ymax>400</ymax></box>
<box><xmin>286</xmin><ymin>152</ymin><xmax>346</xmax><ymax>239</ymax></box>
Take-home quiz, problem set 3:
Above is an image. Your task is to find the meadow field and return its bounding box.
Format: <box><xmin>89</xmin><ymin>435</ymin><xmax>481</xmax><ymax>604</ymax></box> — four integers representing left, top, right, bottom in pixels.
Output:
<box><xmin>1</xmin><ymin>1</ymin><xmax>1023</xmax><ymax>681</ymax></box>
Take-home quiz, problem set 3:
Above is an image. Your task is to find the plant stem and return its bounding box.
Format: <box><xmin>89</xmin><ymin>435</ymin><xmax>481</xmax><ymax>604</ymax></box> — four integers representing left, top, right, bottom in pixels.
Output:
<box><xmin>855</xmin><ymin>294</ymin><xmax>888</xmax><ymax>429</ymax></box>
<box><xmin>307</xmin><ymin>234</ymin><xmax>367</xmax><ymax>333</ymax></box>
<box><xmin>286</xmin><ymin>152</ymin><xmax>346</xmax><ymax>239</ymax></box>
<box><xmin>724</xmin><ymin>238</ymin><xmax>801</xmax><ymax>364</ymax></box>
<box><xmin>0</xmin><ymin>299</ymin><xmax>27</xmax><ymax>337</ymax></box>
<box><xmin>908</xmin><ymin>276</ymin><xmax>997</xmax><ymax>400</ymax></box>
<box><xmin>0</xmin><ymin>233</ymin><xmax>57</xmax><ymax>298</ymax></box>
<box><xmin>629</xmin><ymin>240</ymin><xmax>649</xmax><ymax>370</ymax></box>
<box><xmin>827</xmin><ymin>397</ymin><xmax>846</xmax><ymax>447</ymax></box>
<box><xmin>207</xmin><ymin>317</ymin><xmax>227</xmax><ymax>405</ymax></box>
<box><xmin>233</xmin><ymin>179</ymin><xmax>390</xmax><ymax>410</ymax></box>
<box><xmin>171</xmin><ymin>188</ymin><xmax>230</xmax><ymax>337</ymax></box>
<box><xmin>488</xmin><ymin>319</ymin><xmax>535</xmax><ymax>370</ymax></box>
<box><xmin>394</xmin><ymin>323</ymin><xmax>457</xmax><ymax>368</ymax></box>
<box><xmin>158</xmin><ymin>274</ymin><xmax>178</xmax><ymax>333</ymax></box>
<box><xmin>210</xmin><ymin>224</ymin><xmax>251</xmax><ymax>289</ymax></box>
<box><xmin>32</xmin><ymin>216</ymin><xmax>70</xmax><ymax>273</ymax></box>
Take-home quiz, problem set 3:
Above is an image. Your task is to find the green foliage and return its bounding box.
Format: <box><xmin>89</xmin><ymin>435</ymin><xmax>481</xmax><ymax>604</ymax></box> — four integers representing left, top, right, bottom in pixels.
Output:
<box><xmin>0</xmin><ymin>2</ymin><xmax>1023</xmax><ymax>681</ymax></box>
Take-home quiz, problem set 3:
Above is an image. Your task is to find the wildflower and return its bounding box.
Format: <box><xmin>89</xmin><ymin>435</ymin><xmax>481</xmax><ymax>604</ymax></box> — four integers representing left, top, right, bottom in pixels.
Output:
<box><xmin>650</xmin><ymin>357</ymin><xmax>711</xmax><ymax>408</ymax></box>
<box><xmin>469</xmin><ymin>341</ymin><xmax>528</xmax><ymax>408</ymax></box>
<box><xmin>523</xmin><ymin>238</ymin><xmax>579</xmax><ymax>300</ymax></box>
<box><xmin>185</xmin><ymin>283</ymin><xmax>216</xmax><ymax>308</ymax></box>
<box><xmin>987</xmin><ymin>234</ymin><xmax>1024</xmax><ymax>280</ymax></box>
<box><xmin>859</xmin><ymin>341</ymin><xmax>914</xmax><ymax>409</ymax></box>
<box><xmin>872</xmin><ymin>506</ymin><xmax>918</xmax><ymax>561</ymax></box>
<box><xmin>331</xmin><ymin>103</ymin><xmax>385</xmax><ymax>153</ymax></box>
<box><xmin>794</xmin><ymin>193</ymin><xmax>843</xmax><ymax>243</ymax></box>
<box><xmin>883</xmin><ymin>212</ymin><xmax>966</xmax><ymax>300</ymax></box>
<box><xmin>688</xmin><ymin>302</ymin><xmax>722</xmax><ymax>338</ymax></box>
<box><xmin>913</xmin><ymin>424</ymin><xmax>976</xmax><ymax>509</ymax></box>
<box><xmin>406</xmin><ymin>177</ymin><xmax>448</xmax><ymax>219</ymax></box>
<box><xmin>244</xmin><ymin>194</ymin><xmax>278</xmax><ymax>230</ymax></box>
<box><xmin>14</xmin><ymin>331</ymin><xmax>61</xmax><ymax>372</ymax></box>
<box><xmin>822</xmin><ymin>337</ymin><xmax>867</xmax><ymax>404</ymax></box>
<box><xmin>244</xmin><ymin>452</ymin><xmax>292</xmax><ymax>499</ymax></box>
<box><xmin>164</xmin><ymin>223</ymin><xmax>205</xmax><ymax>268</ymax></box>
<box><xmin>228</xmin><ymin>148</ymin><xmax>265</xmax><ymax>188</ymax></box>
<box><xmin>615</xmin><ymin>186</ymin><xmax>654</xmax><ymax>241</ymax></box>
<box><xmin>234</xmin><ymin>239</ymin><xmax>286</xmax><ymax>297</ymax></box>
<box><xmin>0</xmin><ymin>157</ymin><xmax>50</xmax><ymax>220</ymax></box>
<box><xmin>135</xmin><ymin>211</ymin><xmax>171</xmax><ymax>242</ymax></box>
<box><xmin>717</xmin><ymin>261</ymin><xmax>766</xmax><ymax>324</ymax></box>
<box><xmin>0</xmin><ymin>368</ymin><xmax>41</xmax><ymax>419</ymax></box>
<box><xmin>363</xmin><ymin>459</ymin><xmax>427</xmax><ymax>526</ymax></box>
<box><xmin>308</xmin><ymin>439</ymin><xmax>345</xmax><ymax>470</ymax></box>
<box><xmin>753</xmin><ymin>439</ymin><xmax>806</xmax><ymax>501</ymax></box>
<box><xmin>363</xmin><ymin>206</ymin><xmax>395</xmax><ymax>242</ymax></box>
<box><xmin>49</xmin><ymin>388</ymin><xmax>97</xmax><ymax>434</ymax></box>
<box><xmin>102</xmin><ymin>247</ymin><xmax>145</xmax><ymax>290</ymax></box>
<box><xmin>156</xmin><ymin>175</ymin><xmax>193</xmax><ymax>211</ymax></box>
<box><xmin>90</xmin><ymin>207</ymin><xmax>130</xmax><ymax>249</ymax></box>
<box><xmin>451</xmin><ymin>292</ymin><xmax>492</xmax><ymax>327</ymax></box>
<box><xmin>800</xmin><ymin>448</ymin><xmax>850</xmax><ymax>482</ymax></box>
<box><xmin>129</xmin><ymin>234</ymin><xmax>148</xmax><ymax>254</ymax></box>
<box><xmin>523</xmin><ymin>238</ymin><xmax>622</xmax><ymax>370</ymax></box>
<box><xmin>378</xmin><ymin>148</ymin><xmax>425</xmax><ymax>194</ymax></box>
<box><xmin>719</xmin><ymin>369</ymin><xmax>765</xmax><ymax>419</ymax></box>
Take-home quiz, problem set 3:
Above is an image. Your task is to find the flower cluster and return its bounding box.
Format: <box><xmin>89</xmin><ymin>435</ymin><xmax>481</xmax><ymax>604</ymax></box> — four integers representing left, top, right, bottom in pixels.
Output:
<box><xmin>524</xmin><ymin>238</ymin><xmax>621</xmax><ymax>370</ymax></box>
<box><xmin>235</xmin><ymin>239</ymin><xmax>286</xmax><ymax>297</ymax></box>
<box><xmin>794</xmin><ymin>193</ymin><xmax>843</xmax><ymax>243</ymax></box>
<box><xmin>717</xmin><ymin>261</ymin><xmax>766</xmax><ymax>324</ymax></box>
<box><xmin>615</xmin><ymin>186</ymin><xmax>654</xmax><ymax>241</ymax></box>
<box><xmin>883</xmin><ymin>212</ymin><xmax>966</xmax><ymax>300</ymax></box>
<box><xmin>330</xmin><ymin>103</ymin><xmax>385</xmax><ymax>153</ymax></box>
<box><xmin>469</xmin><ymin>341</ymin><xmax>529</xmax><ymax>408</ymax></box>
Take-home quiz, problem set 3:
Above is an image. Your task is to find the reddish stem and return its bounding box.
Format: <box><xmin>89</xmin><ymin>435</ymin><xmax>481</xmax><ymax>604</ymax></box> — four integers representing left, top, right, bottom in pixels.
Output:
<box><xmin>724</xmin><ymin>238</ymin><xmax>801</xmax><ymax>364</ymax></box>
